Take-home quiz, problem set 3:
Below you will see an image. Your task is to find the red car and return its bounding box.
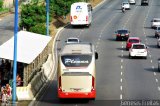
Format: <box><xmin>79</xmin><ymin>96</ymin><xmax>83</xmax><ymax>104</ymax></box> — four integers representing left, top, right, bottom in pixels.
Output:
<box><xmin>126</xmin><ymin>37</ymin><xmax>141</xmax><ymax>50</ymax></box>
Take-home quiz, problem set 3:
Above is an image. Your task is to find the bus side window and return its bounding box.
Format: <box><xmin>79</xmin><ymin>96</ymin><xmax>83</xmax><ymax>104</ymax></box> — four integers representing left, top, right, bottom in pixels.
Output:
<box><xmin>95</xmin><ymin>52</ymin><xmax>98</xmax><ymax>60</ymax></box>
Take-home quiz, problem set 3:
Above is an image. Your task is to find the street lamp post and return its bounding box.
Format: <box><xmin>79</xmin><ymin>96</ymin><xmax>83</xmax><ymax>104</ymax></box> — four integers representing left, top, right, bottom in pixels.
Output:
<box><xmin>13</xmin><ymin>0</ymin><xmax>19</xmax><ymax>103</ymax></box>
<box><xmin>46</xmin><ymin>0</ymin><xmax>49</xmax><ymax>36</ymax></box>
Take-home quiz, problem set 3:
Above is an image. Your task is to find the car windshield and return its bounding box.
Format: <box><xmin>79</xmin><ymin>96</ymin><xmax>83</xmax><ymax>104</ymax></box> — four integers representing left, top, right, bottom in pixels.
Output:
<box><xmin>68</xmin><ymin>39</ymin><xmax>78</xmax><ymax>42</ymax></box>
<box><xmin>123</xmin><ymin>3</ymin><xmax>128</xmax><ymax>5</ymax></box>
<box><xmin>118</xmin><ymin>30</ymin><xmax>128</xmax><ymax>34</ymax></box>
<box><xmin>133</xmin><ymin>45</ymin><xmax>145</xmax><ymax>49</ymax></box>
<box><xmin>129</xmin><ymin>39</ymin><xmax>140</xmax><ymax>43</ymax></box>
<box><xmin>153</xmin><ymin>20</ymin><xmax>160</xmax><ymax>22</ymax></box>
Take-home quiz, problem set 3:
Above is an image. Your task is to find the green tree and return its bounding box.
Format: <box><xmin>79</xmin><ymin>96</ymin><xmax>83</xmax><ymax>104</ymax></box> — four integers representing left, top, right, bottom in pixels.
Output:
<box><xmin>20</xmin><ymin>3</ymin><xmax>52</xmax><ymax>35</ymax></box>
<box><xmin>29</xmin><ymin>23</ymin><xmax>46</xmax><ymax>35</ymax></box>
<box><xmin>50</xmin><ymin>0</ymin><xmax>80</xmax><ymax>17</ymax></box>
<box><xmin>0</xmin><ymin>0</ymin><xmax>3</xmax><ymax>9</ymax></box>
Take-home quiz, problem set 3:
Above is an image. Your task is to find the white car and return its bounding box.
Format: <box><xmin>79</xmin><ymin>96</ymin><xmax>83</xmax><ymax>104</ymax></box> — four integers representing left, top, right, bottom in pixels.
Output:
<box><xmin>129</xmin><ymin>43</ymin><xmax>148</xmax><ymax>59</ymax></box>
<box><xmin>66</xmin><ymin>37</ymin><xmax>80</xmax><ymax>44</ymax></box>
<box><xmin>122</xmin><ymin>2</ymin><xmax>130</xmax><ymax>10</ymax></box>
<box><xmin>151</xmin><ymin>18</ymin><xmax>160</xmax><ymax>29</ymax></box>
<box><xmin>129</xmin><ymin>0</ymin><xmax>136</xmax><ymax>4</ymax></box>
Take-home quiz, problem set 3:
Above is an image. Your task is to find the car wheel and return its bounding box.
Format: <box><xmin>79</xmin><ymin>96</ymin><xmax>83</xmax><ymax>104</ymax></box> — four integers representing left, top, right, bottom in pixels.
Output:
<box><xmin>129</xmin><ymin>54</ymin><xmax>132</xmax><ymax>59</ymax></box>
<box><xmin>144</xmin><ymin>56</ymin><xmax>147</xmax><ymax>59</ymax></box>
<box><xmin>116</xmin><ymin>37</ymin><xmax>119</xmax><ymax>41</ymax></box>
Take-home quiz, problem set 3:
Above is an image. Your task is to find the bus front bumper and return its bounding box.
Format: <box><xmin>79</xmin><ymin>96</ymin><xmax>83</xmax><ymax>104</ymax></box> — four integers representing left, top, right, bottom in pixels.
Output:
<box><xmin>58</xmin><ymin>89</ymin><xmax>96</xmax><ymax>98</ymax></box>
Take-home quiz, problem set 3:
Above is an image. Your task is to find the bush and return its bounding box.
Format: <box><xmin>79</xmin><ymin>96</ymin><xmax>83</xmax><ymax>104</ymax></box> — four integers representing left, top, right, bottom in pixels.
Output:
<box><xmin>0</xmin><ymin>0</ymin><xmax>3</xmax><ymax>9</ymax></box>
<box><xmin>29</xmin><ymin>23</ymin><xmax>47</xmax><ymax>35</ymax></box>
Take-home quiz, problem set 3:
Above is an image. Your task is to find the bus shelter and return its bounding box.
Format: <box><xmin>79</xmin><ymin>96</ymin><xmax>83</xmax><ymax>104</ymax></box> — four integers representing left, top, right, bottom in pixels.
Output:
<box><xmin>0</xmin><ymin>31</ymin><xmax>51</xmax><ymax>87</ymax></box>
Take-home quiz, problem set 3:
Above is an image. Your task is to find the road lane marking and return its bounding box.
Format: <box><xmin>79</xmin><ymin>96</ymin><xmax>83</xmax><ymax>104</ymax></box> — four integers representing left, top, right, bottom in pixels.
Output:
<box><xmin>158</xmin><ymin>87</ymin><xmax>160</xmax><ymax>91</ymax></box>
<box><xmin>120</xmin><ymin>94</ymin><xmax>122</xmax><ymax>100</ymax></box>
<box><xmin>154</xmin><ymin>72</ymin><xmax>156</xmax><ymax>76</ymax></box>
<box><xmin>152</xmin><ymin>66</ymin><xmax>154</xmax><ymax>69</ymax></box>
<box><xmin>122</xmin><ymin>42</ymin><xmax>123</xmax><ymax>45</ymax></box>
<box><xmin>156</xmin><ymin>79</ymin><xmax>158</xmax><ymax>83</ymax></box>
<box><xmin>121</xmin><ymin>59</ymin><xmax>123</xmax><ymax>63</ymax></box>
<box><xmin>149</xmin><ymin>55</ymin><xmax>151</xmax><ymax>58</ymax></box>
<box><xmin>121</xmin><ymin>65</ymin><xmax>123</xmax><ymax>69</ymax></box>
<box><xmin>120</xmin><ymin>78</ymin><xmax>123</xmax><ymax>82</ymax></box>
<box><xmin>121</xmin><ymin>54</ymin><xmax>123</xmax><ymax>57</ymax></box>
<box><xmin>151</xmin><ymin>60</ymin><xmax>152</xmax><ymax>63</ymax></box>
<box><xmin>121</xmin><ymin>50</ymin><xmax>123</xmax><ymax>53</ymax></box>
<box><xmin>120</xmin><ymin>86</ymin><xmax>122</xmax><ymax>91</ymax></box>
<box><xmin>121</xmin><ymin>72</ymin><xmax>123</xmax><ymax>75</ymax></box>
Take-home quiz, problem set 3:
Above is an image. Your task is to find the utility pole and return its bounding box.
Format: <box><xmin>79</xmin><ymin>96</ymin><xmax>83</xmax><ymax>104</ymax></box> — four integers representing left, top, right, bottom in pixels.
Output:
<box><xmin>13</xmin><ymin>0</ymin><xmax>18</xmax><ymax>103</ymax></box>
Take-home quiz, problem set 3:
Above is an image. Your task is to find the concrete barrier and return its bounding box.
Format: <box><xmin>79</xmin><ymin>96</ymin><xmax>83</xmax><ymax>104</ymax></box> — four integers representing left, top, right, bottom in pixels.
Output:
<box><xmin>16</xmin><ymin>53</ymin><xmax>53</xmax><ymax>100</ymax></box>
<box><xmin>42</xmin><ymin>54</ymin><xmax>53</xmax><ymax>79</ymax></box>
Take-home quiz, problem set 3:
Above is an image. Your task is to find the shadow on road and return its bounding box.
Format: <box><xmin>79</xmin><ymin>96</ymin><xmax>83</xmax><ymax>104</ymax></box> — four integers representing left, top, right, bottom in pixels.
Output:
<box><xmin>144</xmin><ymin>68</ymin><xmax>159</xmax><ymax>73</ymax></box>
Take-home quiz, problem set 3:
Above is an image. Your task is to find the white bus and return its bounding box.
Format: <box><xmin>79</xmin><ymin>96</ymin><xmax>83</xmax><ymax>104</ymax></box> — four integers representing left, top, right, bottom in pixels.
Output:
<box><xmin>57</xmin><ymin>43</ymin><xmax>98</xmax><ymax>99</ymax></box>
<box><xmin>70</xmin><ymin>2</ymin><xmax>92</xmax><ymax>27</ymax></box>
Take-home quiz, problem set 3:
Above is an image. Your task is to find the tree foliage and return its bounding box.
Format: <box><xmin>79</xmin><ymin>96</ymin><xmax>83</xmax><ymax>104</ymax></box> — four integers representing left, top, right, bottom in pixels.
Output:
<box><xmin>0</xmin><ymin>0</ymin><xmax>3</xmax><ymax>9</ymax></box>
<box><xmin>50</xmin><ymin>0</ymin><xmax>81</xmax><ymax>16</ymax></box>
<box><xmin>20</xmin><ymin>4</ymin><xmax>50</xmax><ymax>34</ymax></box>
<box><xmin>29</xmin><ymin>23</ymin><xmax>46</xmax><ymax>35</ymax></box>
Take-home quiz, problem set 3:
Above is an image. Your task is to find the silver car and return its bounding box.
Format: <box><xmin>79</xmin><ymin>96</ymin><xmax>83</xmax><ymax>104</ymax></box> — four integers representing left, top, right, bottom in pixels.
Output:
<box><xmin>155</xmin><ymin>26</ymin><xmax>160</xmax><ymax>38</ymax></box>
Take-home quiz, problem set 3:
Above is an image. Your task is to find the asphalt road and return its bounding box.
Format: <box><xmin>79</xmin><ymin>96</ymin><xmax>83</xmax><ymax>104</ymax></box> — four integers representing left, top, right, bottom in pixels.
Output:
<box><xmin>34</xmin><ymin>0</ymin><xmax>160</xmax><ymax>105</ymax></box>
<box><xmin>0</xmin><ymin>14</ymin><xmax>14</xmax><ymax>45</ymax></box>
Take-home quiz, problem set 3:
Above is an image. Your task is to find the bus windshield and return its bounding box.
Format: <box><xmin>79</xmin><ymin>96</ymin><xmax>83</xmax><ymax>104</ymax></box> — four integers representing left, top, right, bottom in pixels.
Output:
<box><xmin>61</xmin><ymin>55</ymin><xmax>92</xmax><ymax>67</ymax></box>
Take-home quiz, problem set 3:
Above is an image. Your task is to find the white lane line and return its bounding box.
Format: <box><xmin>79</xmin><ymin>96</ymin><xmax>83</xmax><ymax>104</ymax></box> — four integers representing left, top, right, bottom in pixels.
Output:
<box><xmin>121</xmin><ymin>50</ymin><xmax>123</xmax><ymax>53</ymax></box>
<box><xmin>97</xmin><ymin>42</ymin><xmax>99</xmax><ymax>45</ymax></box>
<box><xmin>121</xmin><ymin>72</ymin><xmax>123</xmax><ymax>75</ymax></box>
<box><xmin>120</xmin><ymin>94</ymin><xmax>123</xmax><ymax>100</ymax></box>
<box><xmin>121</xmin><ymin>59</ymin><xmax>123</xmax><ymax>63</ymax></box>
<box><xmin>156</xmin><ymin>79</ymin><xmax>158</xmax><ymax>83</ymax></box>
<box><xmin>121</xmin><ymin>65</ymin><xmax>123</xmax><ymax>69</ymax></box>
<box><xmin>120</xmin><ymin>78</ymin><xmax>123</xmax><ymax>82</ymax></box>
<box><xmin>98</xmin><ymin>38</ymin><xmax>100</xmax><ymax>41</ymax></box>
<box><xmin>152</xmin><ymin>66</ymin><xmax>154</xmax><ymax>69</ymax></box>
<box><xmin>121</xmin><ymin>54</ymin><xmax>123</xmax><ymax>57</ymax></box>
<box><xmin>154</xmin><ymin>72</ymin><xmax>157</xmax><ymax>76</ymax></box>
<box><xmin>158</xmin><ymin>87</ymin><xmax>160</xmax><ymax>91</ymax></box>
<box><xmin>120</xmin><ymin>86</ymin><xmax>123</xmax><ymax>91</ymax></box>
<box><xmin>151</xmin><ymin>60</ymin><xmax>152</xmax><ymax>63</ymax></box>
<box><xmin>122</xmin><ymin>42</ymin><xmax>124</xmax><ymax>45</ymax></box>
<box><xmin>149</xmin><ymin>55</ymin><xmax>151</xmax><ymax>58</ymax></box>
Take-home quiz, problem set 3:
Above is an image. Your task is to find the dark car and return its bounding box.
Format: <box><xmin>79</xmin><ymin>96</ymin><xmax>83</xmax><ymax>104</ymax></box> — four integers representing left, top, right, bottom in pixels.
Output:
<box><xmin>141</xmin><ymin>0</ymin><xmax>149</xmax><ymax>6</ymax></box>
<box><xmin>115</xmin><ymin>29</ymin><xmax>130</xmax><ymax>41</ymax></box>
<box><xmin>155</xmin><ymin>27</ymin><xmax>160</xmax><ymax>38</ymax></box>
<box><xmin>158</xmin><ymin>58</ymin><xmax>160</xmax><ymax>71</ymax></box>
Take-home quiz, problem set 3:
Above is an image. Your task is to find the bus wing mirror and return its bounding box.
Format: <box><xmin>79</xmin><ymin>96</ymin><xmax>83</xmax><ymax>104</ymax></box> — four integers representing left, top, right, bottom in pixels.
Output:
<box><xmin>95</xmin><ymin>52</ymin><xmax>98</xmax><ymax>60</ymax></box>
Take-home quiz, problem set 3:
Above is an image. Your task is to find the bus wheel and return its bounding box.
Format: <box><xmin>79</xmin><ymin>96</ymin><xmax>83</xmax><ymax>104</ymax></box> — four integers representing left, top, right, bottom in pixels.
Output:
<box><xmin>90</xmin><ymin>98</ymin><xmax>95</xmax><ymax>100</ymax></box>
